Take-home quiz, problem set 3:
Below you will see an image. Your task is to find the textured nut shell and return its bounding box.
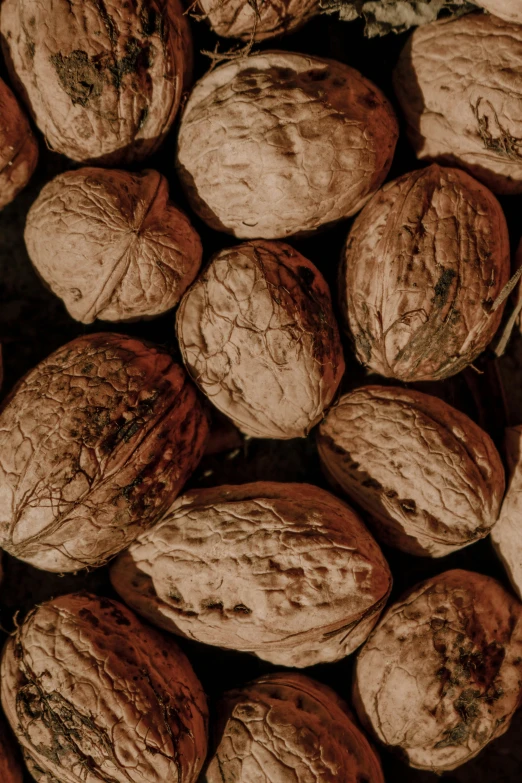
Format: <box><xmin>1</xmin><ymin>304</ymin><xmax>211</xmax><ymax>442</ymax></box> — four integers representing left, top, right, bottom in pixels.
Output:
<box><xmin>111</xmin><ymin>482</ymin><xmax>392</xmax><ymax>668</ymax></box>
<box><xmin>491</xmin><ymin>425</ymin><xmax>522</xmax><ymax>600</ymax></box>
<box><xmin>206</xmin><ymin>672</ymin><xmax>384</xmax><ymax>783</ymax></box>
<box><xmin>0</xmin><ymin>333</ymin><xmax>209</xmax><ymax>572</ymax></box>
<box><xmin>0</xmin><ymin>0</ymin><xmax>190</xmax><ymax>165</ymax></box>
<box><xmin>25</xmin><ymin>168</ymin><xmax>202</xmax><ymax>323</ymax></box>
<box><xmin>341</xmin><ymin>164</ymin><xmax>510</xmax><ymax>382</ymax></box>
<box><xmin>353</xmin><ymin>570</ymin><xmax>522</xmax><ymax>772</ymax></box>
<box><xmin>176</xmin><ymin>51</ymin><xmax>398</xmax><ymax>239</ymax></box>
<box><xmin>317</xmin><ymin>386</ymin><xmax>505</xmax><ymax>557</ymax></box>
<box><xmin>394</xmin><ymin>14</ymin><xmax>522</xmax><ymax>194</ymax></box>
<box><xmin>477</xmin><ymin>1</ymin><xmax>522</xmax><ymax>24</ymax></box>
<box><xmin>0</xmin><ymin>593</ymin><xmax>208</xmax><ymax>783</ymax></box>
<box><xmin>176</xmin><ymin>240</ymin><xmax>345</xmax><ymax>438</ymax></box>
<box><xmin>0</xmin><ymin>715</ymin><xmax>22</xmax><ymax>783</ymax></box>
<box><xmin>0</xmin><ymin>77</ymin><xmax>38</xmax><ymax>209</ymax></box>
<box><xmin>199</xmin><ymin>0</ymin><xmax>319</xmax><ymax>41</ymax></box>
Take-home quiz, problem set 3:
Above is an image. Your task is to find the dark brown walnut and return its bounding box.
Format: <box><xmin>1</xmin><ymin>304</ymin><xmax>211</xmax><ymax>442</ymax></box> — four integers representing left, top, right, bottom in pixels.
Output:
<box><xmin>491</xmin><ymin>425</ymin><xmax>522</xmax><ymax>601</ymax></box>
<box><xmin>0</xmin><ymin>0</ymin><xmax>191</xmax><ymax>165</ymax></box>
<box><xmin>25</xmin><ymin>168</ymin><xmax>202</xmax><ymax>323</ymax></box>
<box><xmin>0</xmin><ymin>592</ymin><xmax>208</xmax><ymax>783</ymax></box>
<box><xmin>198</xmin><ymin>0</ymin><xmax>320</xmax><ymax>41</ymax></box>
<box><xmin>317</xmin><ymin>386</ymin><xmax>505</xmax><ymax>557</ymax></box>
<box><xmin>353</xmin><ymin>570</ymin><xmax>522</xmax><ymax>772</ymax></box>
<box><xmin>341</xmin><ymin>164</ymin><xmax>510</xmax><ymax>382</ymax></box>
<box><xmin>0</xmin><ymin>76</ymin><xmax>38</xmax><ymax>209</ymax></box>
<box><xmin>110</xmin><ymin>482</ymin><xmax>392</xmax><ymax>668</ymax></box>
<box><xmin>176</xmin><ymin>240</ymin><xmax>345</xmax><ymax>438</ymax></box>
<box><xmin>0</xmin><ymin>333</ymin><xmax>209</xmax><ymax>572</ymax></box>
<box><xmin>176</xmin><ymin>51</ymin><xmax>398</xmax><ymax>239</ymax></box>
<box><xmin>206</xmin><ymin>672</ymin><xmax>385</xmax><ymax>783</ymax></box>
<box><xmin>394</xmin><ymin>14</ymin><xmax>522</xmax><ymax>194</ymax></box>
<box><xmin>0</xmin><ymin>713</ymin><xmax>22</xmax><ymax>783</ymax></box>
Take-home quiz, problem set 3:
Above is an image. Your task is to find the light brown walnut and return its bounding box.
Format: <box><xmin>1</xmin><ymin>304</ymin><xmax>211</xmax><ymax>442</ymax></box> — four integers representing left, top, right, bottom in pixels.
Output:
<box><xmin>476</xmin><ymin>1</ymin><xmax>522</xmax><ymax>23</ymax></box>
<box><xmin>0</xmin><ymin>76</ymin><xmax>37</xmax><ymax>209</ymax></box>
<box><xmin>198</xmin><ymin>0</ymin><xmax>320</xmax><ymax>41</ymax></box>
<box><xmin>491</xmin><ymin>425</ymin><xmax>522</xmax><ymax>600</ymax></box>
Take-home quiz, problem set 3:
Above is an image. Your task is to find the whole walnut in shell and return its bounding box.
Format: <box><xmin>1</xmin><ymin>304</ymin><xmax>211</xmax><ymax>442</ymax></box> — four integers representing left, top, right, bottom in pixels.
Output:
<box><xmin>0</xmin><ymin>77</ymin><xmax>37</xmax><ymax>209</ymax></box>
<box><xmin>206</xmin><ymin>672</ymin><xmax>384</xmax><ymax>783</ymax></box>
<box><xmin>176</xmin><ymin>51</ymin><xmax>398</xmax><ymax>239</ymax></box>
<box><xmin>353</xmin><ymin>570</ymin><xmax>522</xmax><ymax>772</ymax></box>
<box><xmin>491</xmin><ymin>425</ymin><xmax>522</xmax><ymax>600</ymax></box>
<box><xmin>198</xmin><ymin>0</ymin><xmax>319</xmax><ymax>41</ymax></box>
<box><xmin>476</xmin><ymin>1</ymin><xmax>522</xmax><ymax>24</ymax></box>
<box><xmin>25</xmin><ymin>168</ymin><xmax>202</xmax><ymax>323</ymax></box>
<box><xmin>0</xmin><ymin>333</ymin><xmax>209</xmax><ymax>572</ymax></box>
<box><xmin>317</xmin><ymin>386</ymin><xmax>505</xmax><ymax>557</ymax></box>
<box><xmin>394</xmin><ymin>14</ymin><xmax>522</xmax><ymax>194</ymax></box>
<box><xmin>0</xmin><ymin>0</ymin><xmax>191</xmax><ymax>165</ymax></box>
<box><xmin>111</xmin><ymin>482</ymin><xmax>392</xmax><ymax>668</ymax></box>
<box><xmin>1</xmin><ymin>592</ymin><xmax>208</xmax><ymax>783</ymax></box>
<box><xmin>176</xmin><ymin>240</ymin><xmax>345</xmax><ymax>438</ymax></box>
<box><xmin>340</xmin><ymin>164</ymin><xmax>510</xmax><ymax>382</ymax></box>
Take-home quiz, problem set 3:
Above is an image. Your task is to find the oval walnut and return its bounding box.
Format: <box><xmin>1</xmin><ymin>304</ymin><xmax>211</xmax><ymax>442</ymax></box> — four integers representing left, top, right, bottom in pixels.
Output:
<box><xmin>198</xmin><ymin>0</ymin><xmax>320</xmax><ymax>41</ymax></box>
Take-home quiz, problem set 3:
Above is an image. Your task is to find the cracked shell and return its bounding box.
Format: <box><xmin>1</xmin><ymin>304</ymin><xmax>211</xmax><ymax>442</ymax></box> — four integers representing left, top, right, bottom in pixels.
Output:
<box><xmin>491</xmin><ymin>425</ymin><xmax>522</xmax><ymax>601</ymax></box>
<box><xmin>477</xmin><ymin>1</ymin><xmax>522</xmax><ymax>23</ymax></box>
<box><xmin>353</xmin><ymin>570</ymin><xmax>522</xmax><ymax>772</ymax></box>
<box><xmin>24</xmin><ymin>168</ymin><xmax>202</xmax><ymax>324</ymax></box>
<box><xmin>0</xmin><ymin>592</ymin><xmax>208</xmax><ymax>783</ymax></box>
<box><xmin>176</xmin><ymin>51</ymin><xmax>398</xmax><ymax>239</ymax></box>
<box><xmin>0</xmin><ymin>332</ymin><xmax>209</xmax><ymax>572</ymax></box>
<box><xmin>0</xmin><ymin>76</ymin><xmax>38</xmax><ymax>209</ymax></box>
<box><xmin>176</xmin><ymin>240</ymin><xmax>345</xmax><ymax>438</ymax></box>
<box><xmin>198</xmin><ymin>0</ymin><xmax>320</xmax><ymax>41</ymax></box>
<box><xmin>317</xmin><ymin>386</ymin><xmax>505</xmax><ymax>557</ymax></box>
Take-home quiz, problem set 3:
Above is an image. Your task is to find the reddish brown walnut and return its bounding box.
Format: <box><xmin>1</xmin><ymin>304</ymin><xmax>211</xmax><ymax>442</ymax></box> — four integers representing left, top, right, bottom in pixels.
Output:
<box><xmin>198</xmin><ymin>0</ymin><xmax>320</xmax><ymax>41</ymax></box>
<box><xmin>1</xmin><ymin>593</ymin><xmax>208</xmax><ymax>783</ymax></box>
<box><xmin>0</xmin><ymin>333</ymin><xmax>209</xmax><ymax>572</ymax></box>
<box><xmin>176</xmin><ymin>240</ymin><xmax>345</xmax><ymax>438</ymax></box>
<box><xmin>0</xmin><ymin>0</ymin><xmax>191</xmax><ymax>165</ymax></box>
<box><xmin>317</xmin><ymin>386</ymin><xmax>505</xmax><ymax>557</ymax></box>
<box><xmin>0</xmin><ymin>714</ymin><xmax>22</xmax><ymax>783</ymax></box>
<box><xmin>476</xmin><ymin>1</ymin><xmax>522</xmax><ymax>24</ymax></box>
<box><xmin>176</xmin><ymin>51</ymin><xmax>398</xmax><ymax>239</ymax></box>
<box><xmin>25</xmin><ymin>168</ymin><xmax>202</xmax><ymax>323</ymax></box>
<box><xmin>491</xmin><ymin>425</ymin><xmax>522</xmax><ymax>600</ymax></box>
<box><xmin>0</xmin><ymin>77</ymin><xmax>37</xmax><ymax>209</ymax></box>
<box><xmin>353</xmin><ymin>570</ymin><xmax>522</xmax><ymax>772</ymax></box>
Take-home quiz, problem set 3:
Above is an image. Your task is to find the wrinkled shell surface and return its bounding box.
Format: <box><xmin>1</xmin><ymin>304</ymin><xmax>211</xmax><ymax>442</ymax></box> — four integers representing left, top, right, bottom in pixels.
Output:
<box><xmin>341</xmin><ymin>164</ymin><xmax>510</xmax><ymax>382</ymax></box>
<box><xmin>0</xmin><ymin>333</ymin><xmax>209</xmax><ymax>572</ymax></box>
<box><xmin>317</xmin><ymin>386</ymin><xmax>505</xmax><ymax>557</ymax></box>
<box><xmin>353</xmin><ymin>570</ymin><xmax>522</xmax><ymax>772</ymax></box>
<box><xmin>394</xmin><ymin>14</ymin><xmax>522</xmax><ymax>194</ymax></box>
<box><xmin>176</xmin><ymin>240</ymin><xmax>345</xmax><ymax>438</ymax></box>
<box><xmin>0</xmin><ymin>592</ymin><xmax>208</xmax><ymax>783</ymax></box>
<box><xmin>477</xmin><ymin>1</ymin><xmax>522</xmax><ymax>23</ymax></box>
<box><xmin>199</xmin><ymin>0</ymin><xmax>319</xmax><ymax>41</ymax></box>
<box><xmin>25</xmin><ymin>168</ymin><xmax>202</xmax><ymax>324</ymax></box>
<box><xmin>111</xmin><ymin>482</ymin><xmax>392</xmax><ymax>668</ymax></box>
<box><xmin>206</xmin><ymin>672</ymin><xmax>385</xmax><ymax>783</ymax></box>
<box><xmin>491</xmin><ymin>425</ymin><xmax>522</xmax><ymax>600</ymax></box>
<box><xmin>0</xmin><ymin>715</ymin><xmax>22</xmax><ymax>783</ymax></box>
<box><xmin>176</xmin><ymin>51</ymin><xmax>398</xmax><ymax>239</ymax></box>
<box><xmin>0</xmin><ymin>76</ymin><xmax>38</xmax><ymax>209</ymax></box>
<box><xmin>0</xmin><ymin>0</ymin><xmax>190</xmax><ymax>165</ymax></box>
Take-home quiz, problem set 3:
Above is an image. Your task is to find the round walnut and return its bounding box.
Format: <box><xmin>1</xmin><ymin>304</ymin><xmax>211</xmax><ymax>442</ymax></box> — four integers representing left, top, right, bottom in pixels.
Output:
<box><xmin>340</xmin><ymin>164</ymin><xmax>510</xmax><ymax>382</ymax></box>
<box><xmin>0</xmin><ymin>333</ymin><xmax>209</xmax><ymax>572</ymax></box>
<box><xmin>491</xmin><ymin>425</ymin><xmax>522</xmax><ymax>601</ymax></box>
<box><xmin>0</xmin><ymin>77</ymin><xmax>37</xmax><ymax>209</ymax></box>
<box><xmin>0</xmin><ymin>715</ymin><xmax>22</xmax><ymax>783</ymax></box>
<box><xmin>0</xmin><ymin>0</ymin><xmax>191</xmax><ymax>165</ymax></box>
<box><xmin>394</xmin><ymin>14</ymin><xmax>522</xmax><ymax>194</ymax></box>
<box><xmin>317</xmin><ymin>386</ymin><xmax>505</xmax><ymax>557</ymax></box>
<box><xmin>0</xmin><ymin>592</ymin><xmax>208</xmax><ymax>783</ymax></box>
<box><xmin>207</xmin><ymin>672</ymin><xmax>384</xmax><ymax>783</ymax></box>
<box><xmin>25</xmin><ymin>168</ymin><xmax>202</xmax><ymax>324</ymax></box>
<box><xmin>199</xmin><ymin>0</ymin><xmax>319</xmax><ymax>41</ymax></box>
<box><xmin>111</xmin><ymin>482</ymin><xmax>392</xmax><ymax>668</ymax></box>
<box><xmin>353</xmin><ymin>570</ymin><xmax>522</xmax><ymax>772</ymax></box>
<box><xmin>476</xmin><ymin>1</ymin><xmax>522</xmax><ymax>23</ymax></box>
<box><xmin>176</xmin><ymin>240</ymin><xmax>345</xmax><ymax>438</ymax></box>
<box><xmin>176</xmin><ymin>51</ymin><xmax>398</xmax><ymax>239</ymax></box>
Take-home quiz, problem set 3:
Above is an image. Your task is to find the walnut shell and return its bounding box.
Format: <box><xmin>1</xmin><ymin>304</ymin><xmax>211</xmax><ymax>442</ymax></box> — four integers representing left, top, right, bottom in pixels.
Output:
<box><xmin>394</xmin><ymin>14</ymin><xmax>522</xmax><ymax>194</ymax></box>
<box><xmin>0</xmin><ymin>0</ymin><xmax>191</xmax><ymax>165</ymax></box>
<box><xmin>176</xmin><ymin>240</ymin><xmax>345</xmax><ymax>438</ymax></box>
<box><xmin>199</xmin><ymin>0</ymin><xmax>320</xmax><ymax>41</ymax></box>
<box><xmin>0</xmin><ymin>715</ymin><xmax>22</xmax><ymax>783</ymax></box>
<box><xmin>25</xmin><ymin>168</ymin><xmax>202</xmax><ymax>324</ymax></box>
<box><xmin>476</xmin><ymin>1</ymin><xmax>522</xmax><ymax>24</ymax></box>
<box><xmin>0</xmin><ymin>333</ymin><xmax>209</xmax><ymax>572</ymax></box>
<box><xmin>340</xmin><ymin>164</ymin><xmax>510</xmax><ymax>382</ymax></box>
<box><xmin>110</xmin><ymin>482</ymin><xmax>392</xmax><ymax>668</ymax></box>
<box><xmin>491</xmin><ymin>425</ymin><xmax>522</xmax><ymax>600</ymax></box>
<box><xmin>0</xmin><ymin>592</ymin><xmax>208</xmax><ymax>783</ymax></box>
<box><xmin>353</xmin><ymin>570</ymin><xmax>522</xmax><ymax>772</ymax></box>
<box><xmin>317</xmin><ymin>386</ymin><xmax>505</xmax><ymax>557</ymax></box>
<box><xmin>0</xmin><ymin>76</ymin><xmax>38</xmax><ymax>209</ymax></box>
<box><xmin>176</xmin><ymin>51</ymin><xmax>398</xmax><ymax>239</ymax></box>
<box><xmin>206</xmin><ymin>672</ymin><xmax>384</xmax><ymax>783</ymax></box>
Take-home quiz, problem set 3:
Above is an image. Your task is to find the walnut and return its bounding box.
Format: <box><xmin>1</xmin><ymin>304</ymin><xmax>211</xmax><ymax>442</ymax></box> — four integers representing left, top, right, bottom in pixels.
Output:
<box><xmin>0</xmin><ymin>592</ymin><xmax>208</xmax><ymax>783</ymax></box>
<box><xmin>491</xmin><ymin>425</ymin><xmax>522</xmax><ymax>600</ymax></box>
<box><xmin>0</xmin><ymin>76</ymin><xmax>38</xmax><ymax>209</ymax></box>
<box><xmin>353</xmin><ymin>570</ymin><xmax>522</xmax><ymax>772</ymax></box>
<box><xmin>0</xmin><ymin>715</ymin><xmax>22</xmax><ymax>783</ymax></box>
<box><xmin>25</xmin><ymin>168</ymin><xmax>202</xmax><ymax>324</ymax></box>
<box><xmin>317</xmin><ymin>386</ymin><xmax>505</xmax><ymax>557</ymax></box>
<box><xmin>198</xmin><ymin>0</ymin><xmax>320</xmax><ymax>41</ymax></box>
<box><xmin>394</xmin><ymin>13</ymin><xmax>522</xmax><ymax>194</ymax></box>
<box><xmin>476</xmin><ymin>1</ymin><xmax>522</xmax><ymax>23</ymax></box>
<box><xmin>340</xmin><ymin>164</ymin><xmax>510</xmax><ymax>381</ymax></box>
<box><xmin>176</xmin><ymin>51</ymin><xmax>398</xmax><ymax>239</ymax></box>
<box><xmin>0</xmin><ymin>333</ymin><xmax>209</xmax><ymax>572</ymax></box>
<box><xmin>0</xmin><ymin>0</ymin><xmax>191</xmax><ymax>165</ymax></box>
<box><xmin>176</xmin><ymin>240</ymin><xmax>345</xmax><ymax>438</ymax></box>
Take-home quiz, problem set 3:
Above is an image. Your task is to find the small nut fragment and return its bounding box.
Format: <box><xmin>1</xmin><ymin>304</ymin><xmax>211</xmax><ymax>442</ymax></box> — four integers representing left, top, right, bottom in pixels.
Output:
<box><xmin>491</xmin><ymin>425</ymin><xmax>522</xmax><ymax>600</ymax></box>
<box><xmin>0</xmin><ymin>76</ymin><xmax>38</xmax><ymax>209</ymax></box>
<box><xmin>353</xmin><ymin>570</ymin><xmax>522</xmax><ymax>772</ymax></box>
<box><xmin>317</xmin><ymin>386</ymin><xmax>505</xmax><ymax>557</ymax></box>
<box><xmin>198</xmin><ymin>0</ymin><xmax>319</xmax><ymax>41</ymax></box>
<box><xmin>1</xmin><ymin>592</ymin><xmax>208</xmax><ymax>783</ymax></box>
<box><xmin>476</xmin><ymin>1</ymin><xmax>522</xmax><ymax>23</ymax></box>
